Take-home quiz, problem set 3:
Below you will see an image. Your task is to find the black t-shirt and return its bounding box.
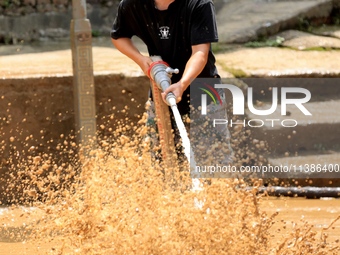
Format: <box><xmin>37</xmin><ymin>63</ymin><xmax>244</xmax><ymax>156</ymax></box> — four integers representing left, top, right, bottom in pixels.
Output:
<box><xmin>111</xmin><ymin>0</ymin><xmax>219</xmax><ymax>114</ymax></box>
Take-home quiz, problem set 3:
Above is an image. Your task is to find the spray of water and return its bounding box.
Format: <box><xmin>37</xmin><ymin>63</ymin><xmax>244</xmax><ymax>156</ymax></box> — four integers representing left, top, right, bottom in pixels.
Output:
<box><xmin>170</xmin><ymin>105</ymin><xmax>195</xmax><ymax>170</ymax></box>
<box><xmin>0</xmin><ymin>97</ymin><xmax>339</xmax><ymax>255</ymax></box>
<box><xmin>169</xmin><ymin>105</ymin><xmax>202</xmax><ymax>193</ymax></box>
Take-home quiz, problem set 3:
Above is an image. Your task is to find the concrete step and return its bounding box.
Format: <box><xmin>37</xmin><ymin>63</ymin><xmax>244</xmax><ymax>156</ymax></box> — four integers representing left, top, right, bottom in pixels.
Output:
<box><xmin>216</xmin><ymin>0</ymin><xmax>334</xmax><ymax>43</ymax></box>
<box><xmin>273</xmin><ymin>30</ymin><xmax>340</xmax><ymax>50</ymax></box>
<box><xmin>245</xmin><ymin>100</ymin><xmax>340</xmax><ymax>156</ymax></box>
<box><xmin>312</xmin><ymin>25</ymin><xmax>340</xmax><ymax>39</ymax></box>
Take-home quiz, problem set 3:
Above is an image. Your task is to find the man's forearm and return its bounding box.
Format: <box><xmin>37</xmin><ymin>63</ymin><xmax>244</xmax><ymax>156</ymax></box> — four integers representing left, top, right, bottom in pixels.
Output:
<box><xmin>180</xmin><ymin>43</ymin><xmax>210</xmax><ymax>91</ymax></box>
<box><xmin>160</xmin><ymin>43</ymin><xmax>210</xmax><ymax>104</ymax></box>
<box><xmin>111</xmin><ymin>38</ymin><xmax>152</xmax><ymax>75</ymax></box>
<box><xmin>111</xmin><ymin>38</ymin><xmax>144</xmax><ymax>68</ymax></box>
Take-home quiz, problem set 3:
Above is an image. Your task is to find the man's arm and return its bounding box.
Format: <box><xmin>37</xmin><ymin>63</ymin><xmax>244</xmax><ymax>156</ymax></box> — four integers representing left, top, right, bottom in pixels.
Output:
<box><xmin>162</xmin><ymin>43</ymin><xmax>210</xmax><ymax>103</ymax></box>
<box><xmin>111</xmin><ymin>38</ymin><xmax>153</xmax><ymax>76</ymax></box>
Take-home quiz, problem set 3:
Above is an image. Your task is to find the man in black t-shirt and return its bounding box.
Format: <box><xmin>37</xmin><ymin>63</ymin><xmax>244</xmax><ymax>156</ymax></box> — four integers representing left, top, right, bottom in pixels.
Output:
<box><xmin>111</xmin><ymin>0</ymin><xmax>232</xmax><ymax>167</ymax></box>
<box><xmin>111</xmin><ymin>0</ymin><xmax>219</xmax><ymax>115</ymax></box>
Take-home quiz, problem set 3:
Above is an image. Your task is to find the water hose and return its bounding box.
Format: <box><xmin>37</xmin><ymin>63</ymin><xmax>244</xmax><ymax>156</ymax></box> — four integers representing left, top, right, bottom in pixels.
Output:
<box><xmin>147</xmin><ymin>56</ymin><xmax>179</xmax><ymax>169</ymax></box>
<box><xmin>148</xmin><ymin>56</ymin><xmax>198</xmax><ymax>183</ymax></box>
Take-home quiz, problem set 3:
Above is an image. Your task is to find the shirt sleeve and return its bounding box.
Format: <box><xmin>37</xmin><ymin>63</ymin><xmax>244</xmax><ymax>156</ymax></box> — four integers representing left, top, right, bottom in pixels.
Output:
<box><xmin>190</xmin><ymin>0</ymin><xmax>218</xmax><ymax>45</ymax></box>
<box><xmin>111</xmin><ymin>1</ymin><xmax>134</xmax><ymax>39</ymax></box>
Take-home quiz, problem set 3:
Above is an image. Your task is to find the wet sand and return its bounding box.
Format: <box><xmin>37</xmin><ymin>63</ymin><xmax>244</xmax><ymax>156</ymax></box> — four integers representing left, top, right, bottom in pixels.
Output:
<box><xmin>1</xmin><ymin>197</ymin><xmax>339</xmax><ymax>254</ymax></box>
<box><xmin>261</xmin><ymin>197</ymin><xmax>340</xmax><ymax>243</ymax></box>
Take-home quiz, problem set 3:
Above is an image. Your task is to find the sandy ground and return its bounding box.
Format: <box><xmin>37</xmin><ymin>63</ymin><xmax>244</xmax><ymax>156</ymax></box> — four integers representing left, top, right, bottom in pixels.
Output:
<box><xmin>216</xmin><ymin>47</ymin><xmax>340</xmax><ymax>76</ymax></box>
<box><xmin>1</xmin><ymin>39</ymin><xmax>340</xmax><ymax>79</ymax></box>
<box><xmin>1</xmin><ymin>197</ymin><xmax>339</xmax><ymax>255</ymax></box>
<box><xmin>0</xmin><ymin>46</ymin><xmax>144</xmax><ymax>78</ymax></box>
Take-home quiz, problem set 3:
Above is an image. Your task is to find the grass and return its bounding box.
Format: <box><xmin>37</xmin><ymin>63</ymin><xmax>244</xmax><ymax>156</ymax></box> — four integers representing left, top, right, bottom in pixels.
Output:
<box><xmin>244</xmin><ymin>36</ymin><xmax>285</xmax><ymax>48</ymax></box>
<box><xmin>211</xmin><ymin>42</ymin><xmax>236</xmax><ymax>53</ymax></box>
<box><xmin>92</xmin><ymin>30</ymin><xmax>101</xmax><ymax>38</ymax></box>
<box><xmin>302</xmin><ymin>47</ymin><xmax>332</xmax><ymax>51</ymax></box>
<box><xmin>217</xmin><ymin>61</ymin><xmax>248</xmax><ymax>78</ymax></box>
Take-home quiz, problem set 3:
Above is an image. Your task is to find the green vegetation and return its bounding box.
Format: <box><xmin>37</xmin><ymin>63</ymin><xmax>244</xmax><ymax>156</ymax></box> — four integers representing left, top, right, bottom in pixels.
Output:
<box><xmin>92</xmin><ymin>30</ymin><xmax>101</xmax><ymax>37</ymax></box>
<box><xmin>244</xmin><ymin>36</ymin><xmax>285</xmax><ymax>48</ymax></box>
<box><xmin>217</xmin><ymin>61</ymin><xmax>248</xmax><ymax>78</ymax></box>
<box><xmin>297</xmin><ymin>17</ymin><xmax>314</xmax><ymax>32</ymax></box>
<box><xmin>302</xmin><ymin>47</ymin><xmax>331</xmax><ymax>51</ymax></box>
<box><xmin>0</xmin><ymin>0</ymin><xmax>10</xmax><ymax>7</ymax></box>
<box><xmin>211</xmin><ymin>42</ymin><xmax>221</xmax><ymax>53</ymax></box>
<box><xmin>211</xmin><ymin>42</ymin><xmax>234</xmax><ymax>53</ymax></box>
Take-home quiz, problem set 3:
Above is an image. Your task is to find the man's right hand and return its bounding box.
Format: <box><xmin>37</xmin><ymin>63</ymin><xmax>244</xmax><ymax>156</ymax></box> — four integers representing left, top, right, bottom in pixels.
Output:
<box><xmin>137</xmin><ymin>55</ymin><xmax>153</xmax><ymax>77</ymax></box>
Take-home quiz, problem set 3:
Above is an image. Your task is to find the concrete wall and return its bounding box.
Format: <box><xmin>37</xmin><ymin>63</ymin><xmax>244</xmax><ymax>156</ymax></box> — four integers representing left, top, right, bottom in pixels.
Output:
<box><xmin>0</xmin><ymin>0</ymin><xmax>117</xmax><ymax>15</ymax></box>
<box><xmin>0</xmin><ymin>0</ymin><xmax>118</xmax><ymax>43</ymax></box>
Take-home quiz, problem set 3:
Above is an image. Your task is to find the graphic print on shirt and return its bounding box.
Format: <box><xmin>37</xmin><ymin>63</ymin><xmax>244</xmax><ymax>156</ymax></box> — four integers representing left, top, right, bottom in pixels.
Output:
<box><xmin>159</xmin><ymin>26</ymin><xmax>170</xmax><ymax>39</ymax></box>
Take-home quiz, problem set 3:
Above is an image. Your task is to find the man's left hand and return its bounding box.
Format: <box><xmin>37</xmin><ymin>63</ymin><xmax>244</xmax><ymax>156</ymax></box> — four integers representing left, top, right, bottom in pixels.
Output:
<box><xmin>161</xmin><ymin>81</ymin><xmax>185</xmax><ymax>105</ymax></box>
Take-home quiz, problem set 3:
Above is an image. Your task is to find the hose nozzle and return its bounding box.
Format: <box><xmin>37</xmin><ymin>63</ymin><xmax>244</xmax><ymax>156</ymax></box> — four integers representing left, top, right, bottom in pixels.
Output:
<box><xmin>148</xmin><ymin>56</ymin><xmax>179</xmax><ymax>107</ymax></box>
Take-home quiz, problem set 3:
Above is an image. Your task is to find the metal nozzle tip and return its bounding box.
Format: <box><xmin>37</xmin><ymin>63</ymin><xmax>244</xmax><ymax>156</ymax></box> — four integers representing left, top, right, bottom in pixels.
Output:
<box><xmin>167</xmin><ymin>97</ymin><xmax>177</xmax><ymax>107</ymax></box>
